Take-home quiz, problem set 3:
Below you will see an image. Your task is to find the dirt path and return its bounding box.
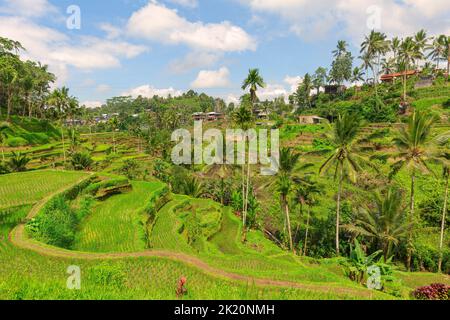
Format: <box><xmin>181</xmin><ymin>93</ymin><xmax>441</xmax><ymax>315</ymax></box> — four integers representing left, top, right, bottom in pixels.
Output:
<box><xmin>8</xmin><ymin>177</ymin><xmax>380</xmax><ymax>299</ymax></box>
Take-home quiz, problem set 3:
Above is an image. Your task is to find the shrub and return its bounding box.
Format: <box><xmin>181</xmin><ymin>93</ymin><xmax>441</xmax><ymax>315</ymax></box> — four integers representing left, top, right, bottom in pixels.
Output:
<box><xmin>0</xmin><ymin>161</ymin><xmax>9</xmax><ymax>175</ymax></box>
<box><xmin>120</xmin><ymin>159</ymin><xmax>141</xmax><ymax>180</ymax></box>
<box><xmin>412</xmin><ymin>283</ymin><xmax>450</xmax><ymax>300</ymax></box>
<box><xmin>26</xmin><ymin>196</ymin><xmax>77</xmax><ymax>248</ymax></box>
<box><xmin>8</xmin><ymin>152</ymin><xmax>30</xmax><ymax>172</ymax></box>
<box><xmin>70</xmin><ymin>152</ymin><xmax>94</xmax><ymax>171</ymax></box>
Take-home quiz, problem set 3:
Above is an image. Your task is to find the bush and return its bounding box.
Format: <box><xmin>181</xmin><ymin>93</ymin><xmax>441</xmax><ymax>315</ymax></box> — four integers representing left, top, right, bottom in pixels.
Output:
<box><xmin>412</xmin><ymin>283</ymin><xmax>450</xmax><ymax>300</ymax></box>
<box><xmin>26</xmin><ymin>196</ymin><xmax>77</xmax><ymax>248</ymax></box>
<box><xmin>70</xmin><ymin>152</ymin><xmax>94</xmax><ymax>171</ymax></box>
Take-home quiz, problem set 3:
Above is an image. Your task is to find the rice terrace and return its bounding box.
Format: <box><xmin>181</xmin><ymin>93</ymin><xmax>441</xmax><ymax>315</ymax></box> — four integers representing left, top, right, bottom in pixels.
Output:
<box><xmin>0</xmin><ymin>0</ymin><xmax>450</xmax><ymax>305</ymax></box>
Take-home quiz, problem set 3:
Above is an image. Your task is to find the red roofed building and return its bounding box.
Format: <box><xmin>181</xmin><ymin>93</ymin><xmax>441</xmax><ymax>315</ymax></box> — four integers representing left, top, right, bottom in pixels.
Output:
<box><xmin>380</xmin><ymin>70</ymin><xmax>417</xmax><ymax>83</ymax></box>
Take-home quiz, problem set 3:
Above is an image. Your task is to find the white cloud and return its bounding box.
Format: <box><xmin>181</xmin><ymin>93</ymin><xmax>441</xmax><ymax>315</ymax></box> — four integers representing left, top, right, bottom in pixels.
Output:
<box><xmin>99</xmin><ymin>23</ymin><xmax>122</xmax><ymax>40</ymax></box>
<box><xmin>284</xmin><ymin>75</ymin><xmax>303</xmax><ymax>92</ymax></box>
<box><xmin>127</xmin><ymin>2</ymin><xmax>256</xmax><ymax>52</ymax></box>
<box><xmin>0</xmin><ymin>16</ymin><xmax>148</xmax><ymax>84</ymax></box>
<box><xmin>191</xmin><ymin>67</ymin><xmax>231</xmax><ymax>89</ymax></box>
<box><xmin>82</xmin><ymin>101</ymin><xmax>103</xmax><ymax>109</ymax></box>
<box><xmin>242</xmin><ymin>0</ymin><xmax>450</xmax><ymax>43</ymax></box>
<box><xmin>122</xmin><ymin>85</ymin><xmax>183</xmax><ymax>98</ymax></box>
<box><xmin>225</xmin><ymin>94</ymin><xmax>240</xmax><ymax>105</ymax></box>
<box><xmin>169</xmin><ymin>51</ymin><xmax>222</xmax><ymax>74</ymax></box>
<box><xmin>258</xmin><ymin>83</ymin><xmax>288</xmax><ymax>101</ymax></box>
<box><xmin>166</xmin><ymin>0</ymin><xmax>198</xmax><ymax>8</ymax></box>
<box><xmin>0</xmin><ymin>0</ymin><xmax>57</xmax><ymax>18</ymax></box>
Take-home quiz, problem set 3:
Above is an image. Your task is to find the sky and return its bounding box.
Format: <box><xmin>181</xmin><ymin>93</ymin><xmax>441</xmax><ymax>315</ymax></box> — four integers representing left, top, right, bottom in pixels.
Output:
<box><xmin>0</xmin><ymin>0</ymin><xmax>449</xmax><ymax>108</ymax></box>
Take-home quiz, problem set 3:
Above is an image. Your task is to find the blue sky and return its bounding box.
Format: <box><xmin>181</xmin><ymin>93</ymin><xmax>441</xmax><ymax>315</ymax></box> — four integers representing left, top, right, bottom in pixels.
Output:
<box><xmin>0</xmin><ymin>0</ymin><xmax>449</xmax><ymax>107</ymax></box>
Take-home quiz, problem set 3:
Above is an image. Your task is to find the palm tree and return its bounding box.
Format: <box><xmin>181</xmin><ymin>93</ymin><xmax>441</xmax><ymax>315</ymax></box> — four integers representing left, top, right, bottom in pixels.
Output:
<box><xmin>359</xmin><ymin>51</ymin><xmax>374</xmax><ymax>84</ymax></box>
<box><xmin>333</xmin><ymin>40</ymin><xmax>348</xmax><ymax>58</ymax></box>
<box><xmin>381</xmin><ymin>58</ymin><xmax>396</xmax><ymax>75</ymax></box>
<box><xmin>8</xmin><ymin>152</ymin><xmax>30</xmax><ymax>172</ymax></box>
<box><xmin>277</xmin><ymin>174</ymin><xmax>294</xmax><ymax>252</ymax></box>
<box><xmin>182</xmin><ymin>176</ymin><xmax>205</xmax><ymax>198</ymax></box>
<box><xmin>360</xmin><ymin>31</ymin><xmax>390</xmax><ymax>96</ymax></box>
<box><xmin>271</xmin><ymin>147</ymin><xmax>302</xmax><ymax>253</ymax></box>
<box><xmin>47</xmin><ymin>87</ymin><xmax>71</xmax><ymax>164</ymax></box>
<box><xmin>233</xmin><ymin>106</ymin><xmax>254</xmax><ymax>241</ymax></box>
<box><xmin>344</xmin><ymin>187</ymin><xmax>409</xmax><ymax>262</ymax></box>
<box><xmin>294</xmin><ymin>178</ymin><xmax>322</xmax><ymax>256</ymax></box>
<box><xmin>398</xmin><ymin>37</ymin><xmax>421</xmax><ymax>102</ymax></box>
<box><xmin>109</xmin><ymin>116</ymin><xmax>119</xmax><ymax>154</ymax></box>
<box><xmin>391</xmin><ymin>37</ymin><xmax>401</xmax><ymax>61</ymax></box>
<box><xmin>242</xmin><ymin>69</ymin><xmax>265</xmax><ymax>108</ymax></box>
<box><xmin>414</xmin><ymin>29</ymin><xmax>429</xmax><ymax>68</ymax></box>
<box><xmin>390</xmin><ymin>111</ymin><xmax>437</xmax><ymax>270</ymax></box>
<box><xmin>427</xmin><ymin>36</ymin><xmax>446</xmax><ymax>71</ymax></box>
<box><xmin>0</xmin><ymin>122</ymin><xmax>9</xmax><ymax>162</ymax></box>
<box><xmin>351</xmin><ymin>67</ymin><xmax>364</xmax><ymax>98</ymax></box>
<box><xmin>319</xmin><ymin>113</ymin><xmax>364</xmax><ymax>255</ymax></box>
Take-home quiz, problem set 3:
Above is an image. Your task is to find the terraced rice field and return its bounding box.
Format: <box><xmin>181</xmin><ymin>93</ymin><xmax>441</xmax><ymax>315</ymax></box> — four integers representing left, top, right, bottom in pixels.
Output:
<box><xmin>149</xmin><ymin>195</ymin><xmax>196</xmax><ymax>253</ymax></box>
<box><xmin>73</xmin><ymin>181</ymin><xmax>166</xmax><ymax>253</ymax></box>
<box><xmin>0</xmin><ymin>171</ymin><xmax>88</xmax><ymax>210</ymax></box>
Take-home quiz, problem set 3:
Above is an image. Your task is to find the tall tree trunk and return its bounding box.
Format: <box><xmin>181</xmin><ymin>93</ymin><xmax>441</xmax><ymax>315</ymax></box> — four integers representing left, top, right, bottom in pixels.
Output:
<box><xmin>304</xmin><ymin>206</ymin><xmax>311</xmax><ymax>256</ymax></box>
<box><xmin>438</xmin><ymin>174</ymin><xmax>448</xmax><ymax>273</ymax></box>
<box><xmin>60</xmin><ymin>119</ymin><xmax>66</xmax><ymax>164</ymax></box>
<box><xmin>403</xmin><ymin>73</ymin><xmax>407</xmax><ymax>102</ymax></box>
<box><xmin>336</xmin><ymin>164</ymin><xmax>343</xmax><ymax>256</ymax></box>
<box><xmin>283</xmin><ymin>195</ymin><xmax>294</xmax><ymax>253</ymax></box>
<box><xmin>6</xmin><ymin>86</ymin><xmax>13</xmax><ymax>122</ymax></box>
<box><xmin>244</xmin><ymin>157</ymin><xmax>251</xmax><ymax>238</ymax></box>
<box><xmin>407</xmin><ymin>172</ymin><xmax>416</xmax><ymax>271</ymax></box>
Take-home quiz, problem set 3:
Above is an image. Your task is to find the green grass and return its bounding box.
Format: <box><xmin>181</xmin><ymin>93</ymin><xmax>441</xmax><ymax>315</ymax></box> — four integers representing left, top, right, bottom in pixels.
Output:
<box><xmin>1</xmin><ymin>205</ymin><xmax>391</xmax><ymax>300</ymax></box>
<box><xmin>0</xmin><ymin>171</ymin><xmax>88</xmax><ymax>210</ymax></box>
<box><xmin>73</xmin><ymin>181</ymin><xmax>166</xmax><ymax>253</ymax></box>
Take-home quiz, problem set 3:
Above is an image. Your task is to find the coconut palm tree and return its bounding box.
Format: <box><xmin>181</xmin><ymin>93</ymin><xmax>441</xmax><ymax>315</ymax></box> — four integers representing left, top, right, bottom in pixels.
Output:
<box><xmin>47</xmin><ymin>87</ymin><xmax>71</xmax><ymax>164</ymax></box>
<box><xmin>233</xmin><ymin>106</ymin><xmax>254</xmax><ymax>241</ymax></box>
<box><xmin>294</xmin><ymin>177</ymin><xmax>322</xmax><ymax>256</ymax></box>
<box><xmin>381</xmin><ymin>58</ymin><xmax>396</xmax><ymax>75</ymax></box>
<box><xmin>391</xmin><ymin>37</ymin><xmax>401</xmax><ymax>61</ymax></box>
<box><xmin>277</xmin><ymin>174</ymin><xmax>294</xmax><ymax>252</ymax></box>
<box><xmin>333</xmin><ymin>40</ymin><xmax>349</xmax><ymax>58</ymax></box>
<box><xmin>271</xmin><ymin>147</ymin><xmax>303</xmax><ymax>253</ymax></box>
<box><xmin>319</xmin><ymin>113</ymin><xmax>365</xmax><ymax>255</ymax></box>
<box><xmin>109</xmin><ymin>116</ymin><xmax>119</xmax><ymax>154</ymax></box>
<box><xmin>398</xmin><ymin>37</ymin><xmax>421</xmax><ymax>102</ymax></box>
<box><xmin>390</xmin><ymin>111</ymin><xmax>437</xmax><ymax>270</ymax></box>
<box><xmin>344</xmin><ymin>187</ymin><xmax>409</xmax><ymax>262</ymax></box>
<box><xmin>414</xmin><ymin>29</ymin><xmax>429</xmax><ymax>68</ymax></box>
<box><xmin>242</xmin><ymin>69</ymin><xmax>265</xmax><ymax>107</ymax></box>
<box><xmin>427</xmin><ymin>36</ymin><xmax>446</xmax><ymax>71</ymax></box>
<box><xmin>360</xmin><ymin>31</ymin><xmax>390</xmax><ymax>96</ymax></box>
<box><xmin>359</xmin><ymin>51</ymin><xmax>374</xmax><ymax>84</ymax></box>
